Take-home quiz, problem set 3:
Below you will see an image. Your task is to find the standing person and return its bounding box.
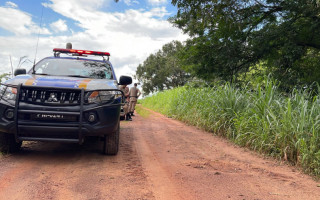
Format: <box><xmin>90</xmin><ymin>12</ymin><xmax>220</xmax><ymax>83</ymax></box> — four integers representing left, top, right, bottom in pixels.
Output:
<box><xmin>120</xmin><ymin>84</ymin><xmax>132</xmax><ymax>121</ymax></box>
<box><xmin>129</xmin><ymin>83</ymin><xmax>141</xmax><ymax>116</ymax></box>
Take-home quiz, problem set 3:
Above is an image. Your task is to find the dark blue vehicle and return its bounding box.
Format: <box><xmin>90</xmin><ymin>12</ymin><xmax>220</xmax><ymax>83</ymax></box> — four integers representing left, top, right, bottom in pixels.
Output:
<box><xmin>0</xmin><ymin>46</ymin><xmax>132</xmax><ymax>155</ymax></box>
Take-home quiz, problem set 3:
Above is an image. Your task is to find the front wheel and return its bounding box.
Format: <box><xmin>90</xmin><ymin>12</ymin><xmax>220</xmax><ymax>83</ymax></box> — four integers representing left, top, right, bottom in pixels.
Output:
<box><xmin>0</xmin><ymin>132</ymin><xmax>22</xmax><ymax>153</ymax></box>
<box><xmin>102</xmin><ymin>124</ymin><xmax>119</xmax><ymax>155</ymax></box>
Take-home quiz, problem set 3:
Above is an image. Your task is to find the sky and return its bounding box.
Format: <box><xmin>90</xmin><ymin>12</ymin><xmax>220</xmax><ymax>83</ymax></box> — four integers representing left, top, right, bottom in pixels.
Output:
<box><xmin>0</xmin><ymin>0</ymin><xmax>187</xmax><ymax>80</ymax></box>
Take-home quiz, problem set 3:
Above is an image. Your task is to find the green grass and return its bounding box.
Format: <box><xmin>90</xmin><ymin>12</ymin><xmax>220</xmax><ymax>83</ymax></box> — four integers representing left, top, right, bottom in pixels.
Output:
<box><xmin>140</xmin><ymin>79</ymin><xmax>320</xmax><ymax>177</ymax></box>
<box><xmin>135</xmin><ymin>104</ymin><xmax>151</xmax><ymax>118</ymax></box>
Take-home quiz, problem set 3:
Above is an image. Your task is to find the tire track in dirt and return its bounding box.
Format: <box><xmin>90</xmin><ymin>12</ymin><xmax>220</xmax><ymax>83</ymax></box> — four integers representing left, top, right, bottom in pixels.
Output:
<box><xmin>132</xmin><ymin>118</ymin><xmax>194</xmax><ymax>200</ymax></box>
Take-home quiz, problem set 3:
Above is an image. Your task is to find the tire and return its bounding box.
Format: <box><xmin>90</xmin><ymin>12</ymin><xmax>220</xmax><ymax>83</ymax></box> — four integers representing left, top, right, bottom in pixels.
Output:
<box><xmin>102</xmin><ymin>123</ymin><xmax>119</xmax><ymax>155</ymax></box>
<box><xmin>0</xmin><ymin>132</ymin><xmax>22</xmax><ymax>153</ymax></box>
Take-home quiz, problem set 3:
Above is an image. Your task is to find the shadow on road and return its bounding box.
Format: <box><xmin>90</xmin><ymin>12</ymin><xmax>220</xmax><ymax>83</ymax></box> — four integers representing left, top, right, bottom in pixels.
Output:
<box><xmin>10</xmin><ymin>138</ymin><xmax>106</xmax><ymax>160</ymax></box>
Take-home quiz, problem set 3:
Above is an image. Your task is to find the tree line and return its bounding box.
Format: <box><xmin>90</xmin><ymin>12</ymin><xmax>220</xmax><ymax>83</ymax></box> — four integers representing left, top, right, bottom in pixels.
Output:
<box><xmin>136</xmin><ymin>0</ymin><xmax>320</xmax><ymax>95</ymax></box>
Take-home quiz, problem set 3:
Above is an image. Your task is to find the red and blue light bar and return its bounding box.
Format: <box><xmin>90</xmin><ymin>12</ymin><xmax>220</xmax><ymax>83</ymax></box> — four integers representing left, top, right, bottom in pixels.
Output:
<box><xmin>53</xmin><ymin>48</ymin><xmax>110</xmax><ymax>56</ymax></box>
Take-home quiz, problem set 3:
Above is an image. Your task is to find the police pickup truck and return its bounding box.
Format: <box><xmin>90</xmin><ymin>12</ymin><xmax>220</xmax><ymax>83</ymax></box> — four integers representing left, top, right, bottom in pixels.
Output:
<box><xmin>0</xmin><ymin>45</ymin><xmax>132</xmax><ymax>155</ymax></box>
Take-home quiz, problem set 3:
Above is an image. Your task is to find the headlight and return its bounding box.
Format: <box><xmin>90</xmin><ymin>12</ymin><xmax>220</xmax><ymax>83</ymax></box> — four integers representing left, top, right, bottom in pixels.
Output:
<box><xmin>85</xmin><ymin>90</ymin><xmax>121</xmax><ymax>104</ymax></box>
<box><xmin>0</xmin><ymin>85</ymin><xmax>17</xmax><ymax>102</ymax></box>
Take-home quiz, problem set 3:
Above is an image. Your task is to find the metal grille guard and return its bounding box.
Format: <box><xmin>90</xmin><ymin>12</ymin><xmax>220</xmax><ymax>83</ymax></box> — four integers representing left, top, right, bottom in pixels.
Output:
<box><xmin>0</xmin><ymin>83</ymin><xmax>125</xmax><ymax>144</ymax></box>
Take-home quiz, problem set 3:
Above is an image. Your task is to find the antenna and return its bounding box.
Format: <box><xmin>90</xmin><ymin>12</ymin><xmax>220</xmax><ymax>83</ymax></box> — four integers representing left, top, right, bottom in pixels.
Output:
<box><xmin>9</xmin><ymin>55</ymin><xmax>13</xmax><ymax>78</ymax></box>
<box><xmin>32</xmin><ymin>5</ymin><xmax>44</xmax><ymax>74</ymax></box>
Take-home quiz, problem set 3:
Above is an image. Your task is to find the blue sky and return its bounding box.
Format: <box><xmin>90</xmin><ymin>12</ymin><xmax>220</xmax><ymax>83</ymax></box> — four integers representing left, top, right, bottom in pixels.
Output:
<box><xmin>0</xmin><ymin>0</ymin><xmax>186</xmax><ymax>79</ymax></box>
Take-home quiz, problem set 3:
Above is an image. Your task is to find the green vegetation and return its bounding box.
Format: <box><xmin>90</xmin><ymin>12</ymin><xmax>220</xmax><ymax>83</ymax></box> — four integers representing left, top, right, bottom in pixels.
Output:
<box><xmin>135</xmin><ymin>41</ymin><xmax>191</xmax><ymax>95</ymax></box>
<box><xmin>135</xmin><ymin>105</ymin><xmax>151</xmax><ymax>118</ymax></box>
<box><xmin>136</xmin><ymin>1</ymin><xmax>320</xmax><ymax>96</ymax></box>
<box><xmin>0</xmin><ymin>73</ymin><xmax>10</xmax><ymax>84</ymax></box>
<box><xmin>140</xmin><ymin>79</ymin><xmax>320</xmax><ymax>177</ymax></box>
<box><xmin>170</xmin><ymin>0</ymin><xmax>320</xmax><ymax>89</ymax></box>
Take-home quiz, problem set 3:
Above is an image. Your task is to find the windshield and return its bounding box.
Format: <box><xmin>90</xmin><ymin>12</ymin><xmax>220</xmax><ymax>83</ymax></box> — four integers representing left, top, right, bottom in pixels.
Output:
<box><xmin>33</xmin><ymin>58</ymin><xmax>114</xmax><ymax>79</ymax></box>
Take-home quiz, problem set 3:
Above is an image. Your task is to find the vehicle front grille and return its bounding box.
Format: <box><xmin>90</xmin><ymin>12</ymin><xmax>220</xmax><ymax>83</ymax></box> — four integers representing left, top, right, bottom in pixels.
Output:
<box><xmin>19</xmin><ymin>87</ymin><xmax>82</xmax><ymax>105</ymax></box>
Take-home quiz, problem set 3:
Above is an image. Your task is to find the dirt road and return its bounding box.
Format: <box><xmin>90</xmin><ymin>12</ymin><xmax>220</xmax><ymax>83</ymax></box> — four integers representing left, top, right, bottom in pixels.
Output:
<box><xmin>0</xmin><ymin>107</ymin><xmax>320</xmax><ymax>200</ymax></box>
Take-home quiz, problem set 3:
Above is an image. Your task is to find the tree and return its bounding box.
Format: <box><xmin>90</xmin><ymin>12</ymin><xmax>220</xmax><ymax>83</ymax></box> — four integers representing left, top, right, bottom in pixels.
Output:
<box><xmin>0</xmin><ymin>73</ymin><xmax>10</xmax><ymax>84</ymax></box>
<box><xmin>135</xmin><ymin>41</ymin><xmax>191</xmax><ymax>95</ymax></box>
<box><xmin>170</xmin><ymin>0</ymin><xmax>320</xmax><ymax>88</ymax></box>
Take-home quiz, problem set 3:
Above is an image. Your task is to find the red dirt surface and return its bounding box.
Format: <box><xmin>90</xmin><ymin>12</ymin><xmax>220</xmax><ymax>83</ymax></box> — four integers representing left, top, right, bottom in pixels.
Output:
<box><xmin>0</xmin><ymin>106</ymin><xmax>319</xmax><ymax>200</ymax></box>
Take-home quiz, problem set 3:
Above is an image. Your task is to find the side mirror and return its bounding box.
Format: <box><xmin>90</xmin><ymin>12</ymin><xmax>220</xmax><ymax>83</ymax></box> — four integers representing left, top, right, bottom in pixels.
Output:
<box><xmin>14</xmin><ymin>68</ymin><xmax>26</xmax><ymax>76</ymax></box>
<box><xmin>119</xmin><ymin>76</ymin><xmax>132</xmax><ymax>85</ymax></box>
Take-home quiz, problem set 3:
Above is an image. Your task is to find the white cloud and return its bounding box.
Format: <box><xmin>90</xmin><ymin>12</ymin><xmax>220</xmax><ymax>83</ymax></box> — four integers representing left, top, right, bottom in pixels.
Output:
<box><xmin>149</xmin><ymin>7</ymin><xmax>170</xmax><ymax>18</ymax></box>
<box><xmin>0</xmin><ymin>36</ymin><xmax>40</xmax><ymax>75</ymax></box>
<box><xmin>102</xmin><ymin>9</ymin><xmax>177</xmax><ymax>38</ymax></box>
<box><xmin>50</xmin><ymin>19</ymin><xmax>68</xmax><ymax>33</ymax></box>
<box><xmin>5</xmin><ymin>1</ymin><xmax>18</xmax><ymax>8</ymax></box>
<box><xmin>0</xmin><ymin>6</ymin><xmax>51</xmax><ymax>36</ymax></box>
<box><xmin>123</xmin><ymin>0</ymin><xmax>139</xmax><ymax>6</ymax></box>
<box><xmin>42</xmin><ymin>0</ymin><xmax>106</xmax><ymax>12</ymax></box>
<box><xmin>148</xmin><ymin>0</ymin><xmax>167</xmax><ymax>5</ymax></box>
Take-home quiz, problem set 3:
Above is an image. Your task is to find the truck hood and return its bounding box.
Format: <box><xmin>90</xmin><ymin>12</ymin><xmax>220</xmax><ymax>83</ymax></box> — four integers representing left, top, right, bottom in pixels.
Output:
<box><xmin>4</xmin><ymin>74</ymin><xmax>118</xmax><ymax>90</ymax></box>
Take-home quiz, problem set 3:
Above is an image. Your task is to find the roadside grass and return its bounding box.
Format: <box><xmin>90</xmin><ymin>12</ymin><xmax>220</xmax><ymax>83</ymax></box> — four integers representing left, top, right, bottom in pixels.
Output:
<box><xmin>135</xmin><ymin>104</ymin><xmax>151</xmax><ymax>118</ymax></box>
<box><xmin>140</xmin><ymin>79</ymin><xmax>320</xmax><ymax>177</ymax></box>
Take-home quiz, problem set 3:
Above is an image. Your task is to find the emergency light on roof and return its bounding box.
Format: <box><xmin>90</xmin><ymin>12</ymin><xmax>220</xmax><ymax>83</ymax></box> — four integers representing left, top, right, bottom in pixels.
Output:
<box><xmin>53</xmin><ymin>48</ymin><xmax>110</xmax><ymax>56</ymax></box>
